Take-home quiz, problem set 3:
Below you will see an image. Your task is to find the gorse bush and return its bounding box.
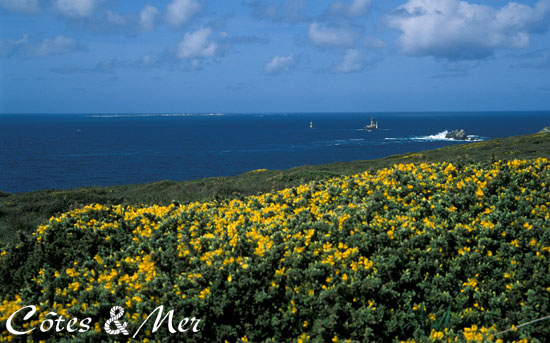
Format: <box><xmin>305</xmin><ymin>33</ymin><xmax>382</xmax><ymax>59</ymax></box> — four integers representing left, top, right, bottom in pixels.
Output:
<box><xmin>1</xmin><ymin>159</ymin><xmax>550</xmax><ymax>342</ymax></box>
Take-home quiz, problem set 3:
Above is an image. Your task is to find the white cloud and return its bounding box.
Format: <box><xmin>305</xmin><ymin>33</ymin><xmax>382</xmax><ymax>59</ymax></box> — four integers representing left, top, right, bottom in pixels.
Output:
<box><xmin>34</xmin><ymin>35</ymin><xmax>80</xmax><ymax>56</ymax></box>
<box><xmin>105</xmin><ymin>10</ymin><xmax>126</xmax><ymax>25</ymax></box>
<box><xmin>139</xmin><ymin>54</ymin><xmax>159</xmax><ymax>67</ymax></box>
<box><xmin>334</xmin><ymin>49</ymin><xmax>363</xmax><ymax>72</ymax></box>
<box><xmin>177</xmin><ymin>28</ymin><xmax>217</xmax><ymax>59</ymax></box>
<box><xmin>1</xmin><ymin>34</ymin><xmax>82</xmax><ymax>57</ymax></box>
<box><xmin>363</xmin><ymin>36</ymin><xmax>386</xmax><ymax>49</ymax></box>
<box><xmin>387</xmin><ymin>0</ymin><xmax>550</xmax><ymax>60</ymax></box>
<box><xmin>308</xmin><ymin>22</ymin><xmax>356</xmax><ymax>47</ymax></box>
<box><xmin>140</xmin><ymin>5</ymin><xmax>159</xmax><ymax>31</ymax></box>
<box><xmin>348</xmin><ymin>0</ymin><xmax>370</xmax><ymax>16</ymax></box>
<box><xmin>0</xmin><ymin>34</ymin><xmax>28</xmax><ymax>57</ymax></box>
<box><xmin>93</xmin><ymin>59</ymin><xmax>126</xmax><ymax>73</ymax></box>
<box><xmin>0</xmin><ymin>0</ymin><xmax>39</xmax><ymax>13</ymax></box>
<box><xmin>54</xmin><ymin>0</ymin><xmax>96</xmax><ymax>18</ymax></box>
<box><xmin>264</xmin><ymin>53</ymin><xmax>295</xmax><ymax>74</ymax></box>
<box><xmin>166</xmin><ymin>0</ymin><xmax>201</xmax><ymax>28</ymax></box>
<box><xmin>283</xmin><ymin>0</ymin><xmax>307</xmax><ymax>22</ymax></box>
<box><xmin>328</xmin><ymin>0</ymin><xmax>371</xmax><ymax>17</ymax></box>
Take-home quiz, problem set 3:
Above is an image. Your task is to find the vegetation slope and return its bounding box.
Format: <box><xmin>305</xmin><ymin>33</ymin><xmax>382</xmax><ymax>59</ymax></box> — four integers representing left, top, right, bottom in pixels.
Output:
<box><xmin>1</xmin><ymin>144</ymin><xmax>550</xmax><ymax>341</ymax></box>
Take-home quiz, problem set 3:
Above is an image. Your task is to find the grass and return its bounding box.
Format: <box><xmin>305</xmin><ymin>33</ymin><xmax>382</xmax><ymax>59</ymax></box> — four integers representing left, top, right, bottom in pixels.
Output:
<box><xmin>1</xmin><ymin>131</ymin><xmax>549</xmax><ymax>244</ymax></box>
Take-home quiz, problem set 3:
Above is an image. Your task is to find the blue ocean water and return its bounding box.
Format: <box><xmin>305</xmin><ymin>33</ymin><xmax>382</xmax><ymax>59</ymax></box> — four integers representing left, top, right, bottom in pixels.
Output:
<box><xmin>1</xmin><ymin>112</ymin><xmax>549</xmax><ymax>193</ymax></box>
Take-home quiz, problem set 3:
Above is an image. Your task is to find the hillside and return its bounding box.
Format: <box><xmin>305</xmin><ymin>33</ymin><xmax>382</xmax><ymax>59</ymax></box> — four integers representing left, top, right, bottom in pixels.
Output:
<box><xmin>1</xmin><ymin>157</ymin><xmax>549</xmax><ymax>342</ymax></box>
<box><xmin>1</xmin><ymin>132</ymin><xmax>550</xmax><ymax>244</ymax></box>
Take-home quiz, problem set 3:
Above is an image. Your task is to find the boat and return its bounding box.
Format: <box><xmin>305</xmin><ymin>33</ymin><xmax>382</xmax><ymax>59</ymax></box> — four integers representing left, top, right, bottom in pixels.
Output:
<box><xmin>310</xmin><ymin>121</ymin><xmax>313</xmax><ymax>129</ymax></box>
<box><xmin>364</xmin><ymin>116</ymin><xmax>379</xmax><ymax>130</ymax></box>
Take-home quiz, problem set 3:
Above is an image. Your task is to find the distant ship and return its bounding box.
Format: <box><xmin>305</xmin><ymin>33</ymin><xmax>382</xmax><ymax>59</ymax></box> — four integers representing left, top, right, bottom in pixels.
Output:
<box><xmin>364</xmin><ymin>116</ymin><xmax>379</xmax><ymax>130</ymax></box>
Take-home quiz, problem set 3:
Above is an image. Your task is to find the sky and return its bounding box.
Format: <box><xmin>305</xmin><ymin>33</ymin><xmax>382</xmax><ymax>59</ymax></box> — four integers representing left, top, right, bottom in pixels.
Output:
<box><xmin>0</xmin><ymin>0</ymin><xmax>549</xmax><ymax>113</ymax></box>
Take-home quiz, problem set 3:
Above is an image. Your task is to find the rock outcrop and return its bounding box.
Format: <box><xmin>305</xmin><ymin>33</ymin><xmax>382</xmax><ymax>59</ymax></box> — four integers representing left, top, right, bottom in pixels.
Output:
<box><xmin>540</xmin><ymin>126</ymin><xmax>550</xmax><ymax>133</ymax></box>
<box><xmin>445</xmin><ymin>129</ymin><xmax>468</xmax><ymax>140</ymax></box>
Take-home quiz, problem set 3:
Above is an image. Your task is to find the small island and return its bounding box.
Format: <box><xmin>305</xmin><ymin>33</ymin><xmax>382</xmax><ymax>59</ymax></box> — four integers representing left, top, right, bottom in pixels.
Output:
<box><xmin>445</xmin><ymin>129</ymin><xmax>471</xmax><ymax>140</ymax></box>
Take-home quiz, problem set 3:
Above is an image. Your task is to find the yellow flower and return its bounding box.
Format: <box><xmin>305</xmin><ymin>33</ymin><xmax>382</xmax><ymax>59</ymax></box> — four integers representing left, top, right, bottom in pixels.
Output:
<box><xmin>463</xmin><ymin>278</ymin><xmax>477</xmax><ymax>288</ymax></box>
<box><xmin>463</xmin><ymin>325</ymin><xmax>483</xmax><ymax>341</ymax></box>
<box><xmin>199</xmin><ymin>288</ymin><xmax>211</xmax><ymax>299</ymax></box>
<box><xmin>430</xmin><ymin>330</ymin><xmax>444</xmax><ymax>340</ymax></box>
<box><xmin>475</xmin><ymin>188</ymin><xmax>484</xmax><ymax>197</ymax></box>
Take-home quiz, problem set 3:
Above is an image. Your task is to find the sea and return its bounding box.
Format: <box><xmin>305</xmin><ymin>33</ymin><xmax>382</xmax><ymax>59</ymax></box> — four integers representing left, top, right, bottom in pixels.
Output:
<box><xmin>1</xmin><ymin>111</ymin><xmax>549</xmax><ymax>193</ymax></box>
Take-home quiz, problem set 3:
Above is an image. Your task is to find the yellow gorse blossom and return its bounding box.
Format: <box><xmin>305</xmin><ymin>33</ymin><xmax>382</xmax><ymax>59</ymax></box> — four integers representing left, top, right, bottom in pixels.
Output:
<box><xmin>1</xmin><ymin>158</ymin><xmax>549</xmax><ymax>342</ymax></box>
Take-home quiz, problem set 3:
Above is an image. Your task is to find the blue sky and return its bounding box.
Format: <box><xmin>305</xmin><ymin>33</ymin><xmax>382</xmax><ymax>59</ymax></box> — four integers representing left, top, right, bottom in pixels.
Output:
<box><xmin>1</xmin><ymin>0</ymin><xmax>549</xmax><ymax>113</ymax></box>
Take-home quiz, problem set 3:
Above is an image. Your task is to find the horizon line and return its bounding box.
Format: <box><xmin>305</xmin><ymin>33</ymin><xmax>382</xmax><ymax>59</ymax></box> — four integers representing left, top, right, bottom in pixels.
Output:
<box><xmin>1</xmin><ymin>110</ymin><xmax>550</xmax><ymax>116</ymax></box>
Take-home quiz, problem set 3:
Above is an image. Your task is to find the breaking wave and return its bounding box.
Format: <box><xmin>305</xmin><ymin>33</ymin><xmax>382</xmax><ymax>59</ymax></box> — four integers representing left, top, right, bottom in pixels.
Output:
<box><xmin>385</xmin><ymin>130</ymin><xmax>486</xmax><ymax>142</ymax></box>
